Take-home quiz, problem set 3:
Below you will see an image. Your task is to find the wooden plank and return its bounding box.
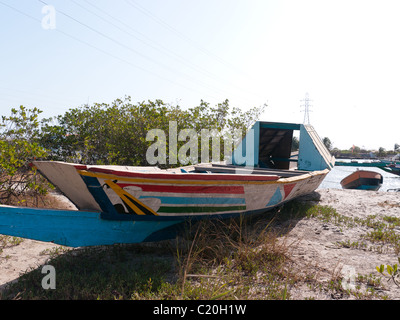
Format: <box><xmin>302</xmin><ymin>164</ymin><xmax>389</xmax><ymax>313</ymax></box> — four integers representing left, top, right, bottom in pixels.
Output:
<box><xmin>195</xmin><ymin>164</ymin><xmax>307</xmax><ymax>177</ymax></box>
<box><xmin>33</xmin><ymin>161</ymin><xmax>102</xmax><ymax>212</ymax></box>
<box><xmin>212</xmin><ymin>164</ymin><xmax>309</xmax><ymax>177</ymax></box>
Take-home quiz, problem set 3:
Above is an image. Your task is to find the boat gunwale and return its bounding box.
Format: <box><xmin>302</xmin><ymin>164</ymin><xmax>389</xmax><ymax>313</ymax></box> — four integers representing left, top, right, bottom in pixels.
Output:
<box><xmin>77</xmin><ymin>168</ymin><xmax>330</xmax><ymax>185</ymax></box>
<box><xmin>80</xmin><ymin>166</ymin><xmax>281</xmax><ymax>181</ymax></box>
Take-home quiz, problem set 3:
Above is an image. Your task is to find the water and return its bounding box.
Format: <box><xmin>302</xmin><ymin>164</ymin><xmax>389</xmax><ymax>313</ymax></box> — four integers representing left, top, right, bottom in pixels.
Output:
<box><xmin>318</xmin><ymin>160</ymin><xmax>400</xmax><ymax>192</ymax></box>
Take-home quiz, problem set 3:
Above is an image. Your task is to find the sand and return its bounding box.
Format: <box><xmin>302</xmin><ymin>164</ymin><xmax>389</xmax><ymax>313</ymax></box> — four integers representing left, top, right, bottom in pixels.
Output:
<box><xmin>287</xmin><ymin>188</ymin><xmax>400</xmax><ymax>299</ymax></box>
<box><xmin>0</xmin><ymin>191</ymin><xmax>74</xmax><ymax>293</ymax></box>
<box><xmin>0</xmin><ymin>188</ymin><xmax>399</xmax><ymax>299</ymax></box>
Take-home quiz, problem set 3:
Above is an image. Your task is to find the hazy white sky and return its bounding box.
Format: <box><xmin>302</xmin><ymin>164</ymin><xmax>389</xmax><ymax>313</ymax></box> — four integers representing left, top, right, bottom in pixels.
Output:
<box><xmin>1</xmin><ymin>0</ymin><xmax>399</xmax><ymax>150</ymax></box>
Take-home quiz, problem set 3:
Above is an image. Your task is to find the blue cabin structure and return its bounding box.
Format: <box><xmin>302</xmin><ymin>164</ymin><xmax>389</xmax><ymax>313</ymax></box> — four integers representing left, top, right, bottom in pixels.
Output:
<box><xmin>231</xmin><ymin>121</ymin><xmax>334</xmax><ymax>171</ymax></box>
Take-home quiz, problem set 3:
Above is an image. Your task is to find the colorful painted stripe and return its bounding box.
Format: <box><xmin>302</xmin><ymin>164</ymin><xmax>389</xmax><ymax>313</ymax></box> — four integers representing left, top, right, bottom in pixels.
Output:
<box><xmin>77</xmin><ymin>170</ymin><xmax>279</xmax><ymax>185</ymax></box>
<box><xmin>104</xmin><ymin>179</ymin><xmax>158</xmax><ymax>216</ymax></box>
<box><xmin>283</xmin><ymin>184</ymin><xmax>296</xmax><ymax>199</ymax></box>
<box><xmin>157</xmin><ymin>205</ymin><xmax>246</xmax><ymax>214</ymax></box>
<box><xmin>139</xmin><ymin>196</ymin><xmax>245</xmax><ymax>205</ymax></box>
<box><xmin>85</xmin><ymin>167</ymin><xmax>280</xmax><ymax>182</ymax></box>
<box><xmin>266</xmin><ymin>187</ymin><xmax>282</xmax><ymax>207</ymax></box>
<box><xmin>117</xmin><ymin>183</ymin><xmax>245</xmax><ymax>194</ymax></box>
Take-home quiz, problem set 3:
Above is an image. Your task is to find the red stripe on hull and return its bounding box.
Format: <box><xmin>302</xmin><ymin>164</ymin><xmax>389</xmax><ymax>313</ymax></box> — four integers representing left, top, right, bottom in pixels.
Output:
<box><xmin>117</xmin><ymin>184</ymin><xmax>245</xmax><ymax>194</ymax></box>
<box><xmin>86</xmin><ymin>167</ymin><xmax>279</xmax><ymax>182</ymax></box>
<box><xmin>283</xmin><ymin>184</ymin><xmax>296</xmax><ymax>199</ymax></box>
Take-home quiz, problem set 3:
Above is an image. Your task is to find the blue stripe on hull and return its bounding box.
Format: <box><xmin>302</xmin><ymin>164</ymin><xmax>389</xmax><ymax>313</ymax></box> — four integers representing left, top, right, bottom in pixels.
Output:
<box><xmin>357</xmin><ymin>185</ymin><xmax>381</xmax><ymax>191</ymax></box>
<box><xmin>266</xmin><ymin>187</ymin><xmax>282</xmax><ymax>207</ymax></box>
<box><xmin>0</xmin><ymin>206</ymin><xmax>183</xmax><ymax>247</ymax></box>
<box><xmin>139</xmin><ymin>196</ymin><xmax>246</xmax><ymax>205</ymax></box>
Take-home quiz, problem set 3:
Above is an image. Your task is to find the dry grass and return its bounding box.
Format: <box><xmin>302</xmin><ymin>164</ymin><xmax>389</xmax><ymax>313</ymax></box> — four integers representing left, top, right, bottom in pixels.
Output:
<box><xmin>1</xmin><ymin>193</ymin><xmax>395</xmax><ymax>300</ymax></box>
<box><xmin>0</xmin><ymin>208</ymin><xmax>311</xmax><ymax>300</ymax></box>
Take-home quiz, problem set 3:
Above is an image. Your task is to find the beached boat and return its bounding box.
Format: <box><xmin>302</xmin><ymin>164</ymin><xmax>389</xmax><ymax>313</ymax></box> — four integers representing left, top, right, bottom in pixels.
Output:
<box><xmin>340</xmin><ymin>170</ymin><xmax>383</xmax><ymax>191</ymax></box>
<box><xmin>380</xmin><ymin>154</ymin><xmax>400</xmax><ymax>166</ymax></box>
<box><xmin>381</xmin><ymin>164</ymin><xmax>400</xmax><ymax>176</ymax></box>
<box><xmin>335</xmin><ymin>160</ymin><xmax>386</xmax><ymax>168</ymax></box>
<box><xmin>0</xmin><ymin>121</ymin><xmax>334</xmax><ymax>247</ymax></box>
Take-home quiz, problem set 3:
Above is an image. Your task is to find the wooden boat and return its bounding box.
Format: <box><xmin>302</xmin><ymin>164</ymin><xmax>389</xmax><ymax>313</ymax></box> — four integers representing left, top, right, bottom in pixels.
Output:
<box><xmin>0</xmin><ymin>121</ymin><xmax>335</xmax><ymax>247</ymax></box>
<box><xmin>340</xmin><ymin>170</ymin><xmax>383</xmax><ymax>191</ymax></box>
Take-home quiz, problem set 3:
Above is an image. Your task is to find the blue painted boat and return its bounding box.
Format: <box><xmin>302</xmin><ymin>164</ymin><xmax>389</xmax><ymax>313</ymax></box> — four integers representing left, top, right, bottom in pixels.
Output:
<box><xmin>0</xmin><ymin>122</ymin><xmax>335</xmax><ymax>247</ymax></box>
<box><xmin>0</xmin><ymin>205</ymin><xmax>182</xmax><ymax>247</ymax></box>
<box><xmin>335</xmin><ymin>160</ymin><xmax>386</xmax><ymax>168</ymax></box>
<box><xmin>381</xmin><ymin>164</ymin><xmax>400</xmax><ymax>176</ymax></box>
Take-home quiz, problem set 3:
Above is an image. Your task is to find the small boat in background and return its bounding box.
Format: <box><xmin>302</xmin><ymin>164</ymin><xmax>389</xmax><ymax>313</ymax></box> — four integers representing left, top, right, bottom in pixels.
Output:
<box><xmin>382</xmin><ymin>164</ymin><xmax>400</xmax><ymax>176</ymax></box>
<box><xmin>340</xmin><ymin>170</ymin><xmax>383</xmax><ymax>191</ymax></box>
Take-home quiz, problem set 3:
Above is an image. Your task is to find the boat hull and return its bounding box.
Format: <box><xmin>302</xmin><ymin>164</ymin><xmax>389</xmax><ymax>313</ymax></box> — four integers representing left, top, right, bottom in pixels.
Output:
<box><xmin>0</xmin><ymin>161</ymin><xmax>330</xmax><ymax>247</ymax></box>
<box><xmin>33</xmin><ymin>161</ymin><xmax>329</xmax><ymax>220</ymax></box>
<box><xmin>0</xmin><ymin>205</ymin><xmax>185</xmax><ymax>247</ymax></box>
<box><xmin>0</xmin><ymin>121</ymin><xmax>335</xmax><ymax>247</ymax></box>
<box><xmin>386</xmin><ymin>165</ymin><xmax>400</xmax><ymax>176</ymax></box>
<box><xmin>340</xmin><ymin>170</ymin><xmax>383</xmax><ymax>191</ymax></box>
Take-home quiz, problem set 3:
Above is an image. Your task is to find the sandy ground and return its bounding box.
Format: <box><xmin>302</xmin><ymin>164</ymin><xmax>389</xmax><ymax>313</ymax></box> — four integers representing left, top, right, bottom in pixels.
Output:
<box><xmin>288</xmin><ymin>188</ymin><xmax>400</xmax><ymax>299</ymax></box>
<box><xmin>0</xmin><ymin>188</ymin><xmax>399</xmax><ymax>299</ymax></box>
<box><xmin>0</xmin><ymin>192</ymin><xmax>75</xmax><ymax>293</ymax></box>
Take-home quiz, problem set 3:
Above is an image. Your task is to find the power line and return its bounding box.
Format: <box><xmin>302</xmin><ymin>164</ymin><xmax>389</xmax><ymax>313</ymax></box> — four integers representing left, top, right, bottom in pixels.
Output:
<box><xmin>38</xmin><ymin>0</ymin><xmax>251</xmax><ymax>103</ymax></box>
<box><xmin>38</xmin><ymin>0</ymin><xmax>171</xmax><ymax>69</ymax></box>
<box><xmin>0</xmin><ymin>0</ymin><xmax>40</xmax><ymax>23</ymax></box>
<box><xmin>124</xmin><ymin>0</ymin><xmax>266</xmax><ymax>102</ymax></box>
<box><xmin>78</xmin><ymin>0</ymin><xmax>222</xmax><ymax>81</ymax></box>
<box><xmin>1</xmin><ymin>1</ymin><xmax>264</xmax><ymax>108</ymax></box>
<box><xmin>69</xmin><ymin>0</ymin><xmax>225</xmax><ymax>91</ymax></box>
<box><xmin>125</xmin><ymin>0</ymin><xmax>247</xmax><ymax>76</ymax></box>
<box><xmin>68</xmin><ymin>0</ymin><xmax>261</xmax><ymax>105</ymax></box>
<box><xmin>1</xmin><ymin>0</ymin><xmax>219</xmax><ymax>100</ymax></box>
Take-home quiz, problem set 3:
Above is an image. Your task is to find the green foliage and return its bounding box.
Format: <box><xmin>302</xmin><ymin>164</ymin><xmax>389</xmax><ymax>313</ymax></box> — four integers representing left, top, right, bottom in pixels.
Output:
<box><xmin>322</xmin><ymin>137</ymin><xmax>332</xmax><ymax>151</ymax></box>
<box><xmin>0</xmin><ymin>98</ymin><xmax>265</xmax><ymax>203</ymax></box>
<box><xmin>0</xmin><ymin>106</ymin><xmax>49</xmax><ymax>205</ymax></box>
<box><xmin>376</xmin><ymin>258</ymin><xmax>400</xmax><ymax>287</ymax></box>
<box><xmin>39</xmin><ymin>97</ymin><xmax>266</xmax><ymax>167</ymax></box>
<box><xmin>378</xmin><ymin>147</ymin><xmax>386</xmax><ymax>157</ymax></box>
<box><xmin>291</xmin><ymin>136</ymin><xmax>299</xmax><ymax>151</ymax></box>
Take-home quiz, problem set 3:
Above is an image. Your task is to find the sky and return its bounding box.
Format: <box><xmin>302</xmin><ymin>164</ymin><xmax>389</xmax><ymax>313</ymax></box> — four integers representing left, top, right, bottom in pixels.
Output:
<box><xmin>1</xmin><ymin>0</ymin><xmax>399</xmax><ymax>151</ymax></box>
